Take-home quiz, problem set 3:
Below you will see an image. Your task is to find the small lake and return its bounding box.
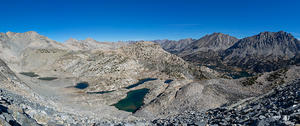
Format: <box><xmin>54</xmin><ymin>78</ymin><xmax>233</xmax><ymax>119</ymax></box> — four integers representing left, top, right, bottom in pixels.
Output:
<box><xmin>20</xmin><ymin>72</ymin><xmax>39</xmax><ymax>77</ymax></box>
<box><xmin>125</xmin><ymin>78</ymin><xmax>157</xmax><ymax>89</ymax></box>
<box><xmin>75</xmin><ymin>82</ymin><xmax>89</xmax><ymax>89</ymax></box>
<box><xmin>38</xmin><ymin>77</ymin><xmax>58</xmax><ymax>81</ymax></box>
<box><xmin>113</xmin><ymin>88</ymin><xmax>149</xmax><ymax>113</ymax></box>
<box><xmin>87</xmin><ymin>90</ymin><xmax>115</xmax><ymax>94</ymax></box>
<box><xmin>164</xmin><ymin>79</ymin><xmax>173</xmax><ymax>84</ymax></box>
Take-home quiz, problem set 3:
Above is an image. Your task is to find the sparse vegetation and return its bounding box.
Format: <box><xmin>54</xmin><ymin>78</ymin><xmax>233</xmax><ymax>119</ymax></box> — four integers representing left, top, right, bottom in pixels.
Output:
<box><xmin>266</xmin><ymin>68</ymin><xmax>288</xmax><ymax>81</ymax></box>
<box><xmin>242</xmin><ymin>76</ymin><xmax>258</xmax><ymax>86</ymax></box>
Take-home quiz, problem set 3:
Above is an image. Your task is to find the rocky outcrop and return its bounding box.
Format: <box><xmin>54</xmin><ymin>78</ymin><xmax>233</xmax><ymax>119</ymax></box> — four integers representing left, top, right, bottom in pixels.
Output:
<box><xmin>0</xmin><ymin>90</ymin><xmax>40</xmax><ymax>126</ymax></box>
<box><xmin>237</xmin><ymin>65</ymin><xmax>300</xmax><ymax>94</ymax></box>
<box><xmin>120</xmin><ymin>42</ymin><xmax>210</xmax><ymax>80</ymax></box>
<box><xmin>0</xmin><ymin>88</ymin><xmax>113</xmax><ymax>125</ymax></box>
<box><xmin>45</xmin><ymin>41</ymin><xmax>214</xmax><ymax>93</ymax></box>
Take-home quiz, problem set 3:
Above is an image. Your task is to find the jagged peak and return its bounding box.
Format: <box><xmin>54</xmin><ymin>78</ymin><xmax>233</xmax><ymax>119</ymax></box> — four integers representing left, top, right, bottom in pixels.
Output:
<box><xmin>258</xmin><ymin>31</ymin><xmax>277</xmax><ymax>36</ymax></box>
<box><xmin>211</xmin><ymin>32</ymin><xmax>224</xmax><ymax>35</ymax></box>
<box><xmin>257</xmin><ymin>31</ymin><xmax>293</xmax><ymax>37</ymax></box>
<box><xmin>275</xmin><ymin>31</ymin><xmax>294</xmax><ymax>38</ymax></box>
<box><xmin>244</xmin><ymin>31</ymin><xmax>296</xmax><ymax>44</ymax></box>
<box><xmin>226</xmin><ymin>31</ymin><xmax>299</xmax><ymax>54</ymax></box>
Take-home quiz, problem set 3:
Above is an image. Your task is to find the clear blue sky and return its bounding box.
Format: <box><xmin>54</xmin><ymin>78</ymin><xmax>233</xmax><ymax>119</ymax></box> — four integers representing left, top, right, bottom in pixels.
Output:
<box><xmin>0</xmin><ymin>0</ymin><xmax>299</xmax><ymax>42</ymax></box>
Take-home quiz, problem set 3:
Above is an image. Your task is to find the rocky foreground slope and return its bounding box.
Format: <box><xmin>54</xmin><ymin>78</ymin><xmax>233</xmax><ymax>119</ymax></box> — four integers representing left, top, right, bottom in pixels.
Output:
<box><xmin>153</xmin><ymin>79</ymin><xmax>300</xmax><ymax>126</ymax></box>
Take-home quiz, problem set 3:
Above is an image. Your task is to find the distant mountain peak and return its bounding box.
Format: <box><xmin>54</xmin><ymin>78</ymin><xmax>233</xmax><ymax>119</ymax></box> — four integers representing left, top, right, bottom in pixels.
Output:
<box><xmin>211</xmin><ymin>32</ymin><xmax>225</xmax><ymax>35</ymax></box>
<box><xmin>224</xmin><ymin>31</ymin><xmax>300</xmax><ymax>72</ymax></box>
<box><xmin>185</xmin><ymin>32</ymin><xmax>238</xmax><ymax>51</ymax></box>
<box><xmin>257</xmin><ymin>31</ymin><xmax>293</xmax><ymax>38</ymax></box>
<box><xmin>227</xmin><ymin>31</ymin><xmax>298</xmax><ymax>51</ymax></box>
<box><xmin>243</xmin><ymin>31</ymin><xmax>297</xmax><ymax>45</ymax></box>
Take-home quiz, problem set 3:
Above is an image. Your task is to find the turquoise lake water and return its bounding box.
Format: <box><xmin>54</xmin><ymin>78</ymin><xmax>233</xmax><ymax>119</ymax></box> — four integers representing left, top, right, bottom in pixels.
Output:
<box><xmin>113</xmin><ymin>88</ymin><xmax>150</xmax><ymax>112</ymax></box>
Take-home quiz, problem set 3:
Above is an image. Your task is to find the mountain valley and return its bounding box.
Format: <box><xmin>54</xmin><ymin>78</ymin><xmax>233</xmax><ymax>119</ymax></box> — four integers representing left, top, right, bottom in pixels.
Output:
<box><xmin>0</xmin><ymin>31</ymin><xmax>299</xmax><ymax>125</ymax></box>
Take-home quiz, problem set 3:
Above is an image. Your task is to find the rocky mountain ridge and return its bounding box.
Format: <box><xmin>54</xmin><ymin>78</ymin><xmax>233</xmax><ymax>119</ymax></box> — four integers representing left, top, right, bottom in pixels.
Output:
<box><xmin>158</xmin><ymin>31</ymin><xmax>300</xmax><ymax>73</ymax></box>
<box><xmin>223</xmin><ymin>31</ymin><xmax>300</xmax><ymax>72</ymax></box>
